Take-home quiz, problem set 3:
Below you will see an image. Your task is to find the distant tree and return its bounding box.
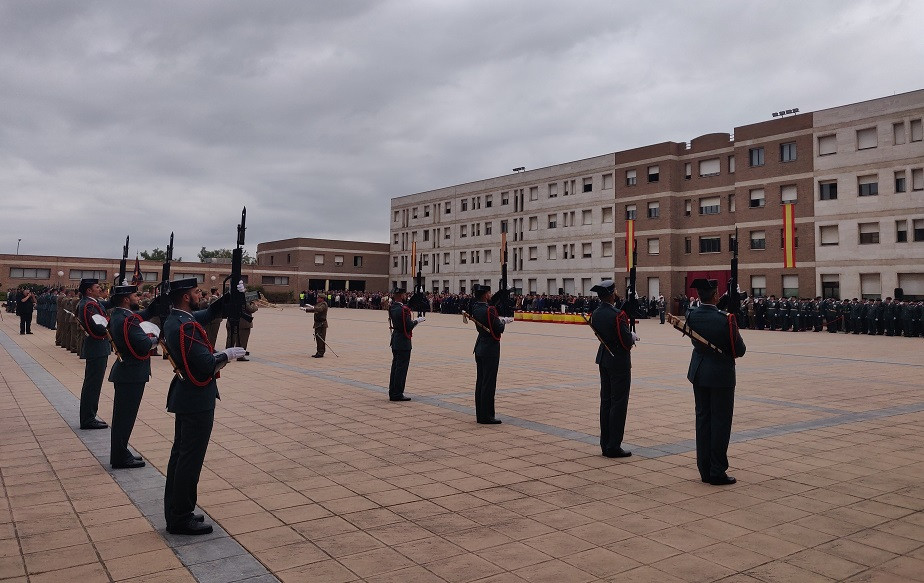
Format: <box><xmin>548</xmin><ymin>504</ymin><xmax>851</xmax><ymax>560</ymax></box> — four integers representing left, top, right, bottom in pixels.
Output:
<box><xmin>198</xmin><ymin>246</ymin><xmax>255</xmax><ymax>264</ymax></box>
<box><xmin>139</xmin><ymin>248</ymin><xmax>181</xmax><ymax>261</ymax></box>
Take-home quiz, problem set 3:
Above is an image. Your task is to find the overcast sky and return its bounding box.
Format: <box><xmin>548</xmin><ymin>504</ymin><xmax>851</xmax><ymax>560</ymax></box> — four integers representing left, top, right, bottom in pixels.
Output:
<box><xmin>2</xmin><ymin>0</ymin><xmax>922</xmax><ymax>260</ymax></box>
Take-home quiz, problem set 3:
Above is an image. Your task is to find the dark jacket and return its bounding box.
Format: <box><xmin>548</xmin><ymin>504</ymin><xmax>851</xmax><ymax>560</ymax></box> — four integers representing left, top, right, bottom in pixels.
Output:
<box><xmin>77</xmin><ymin>296</ymin><xmax>112</xmax><ymax>359</ymax></box>
<box><xmin>108</xmin><ymin>307</ymin><xmax>157</xmax><ymax>383</ymax></box>
<box><xmin>686</xmin><ymin>304</ymin><xmax>747</xmax><ymax>388</ymax></box>
<box><xmin>389</xmin><ymin>302</ymin><xmax>417</xmax><ymax>351</ymax></box>
<box><xmin>471</xmin><ymin>301</ymin><xmax>505</xmax><ymax>357</ymax></box>
<box><xmin>164</xmin><ymin>308</ymin><xmax>223</xmax><ymax>414</ymax></box>
<box><xmin>15</xmin><ymin>292</ymin><xmax>35</xmax><ymax>316</ymax></box>
<box><xmin>589</xmin><ymin>302</ymin><xmax>634</xmax><ymax>368</ymax></box>
<box><xmin>306</xmin><ymin>300</ymin><xmax>328</xmax><ymax>329</ymax></box>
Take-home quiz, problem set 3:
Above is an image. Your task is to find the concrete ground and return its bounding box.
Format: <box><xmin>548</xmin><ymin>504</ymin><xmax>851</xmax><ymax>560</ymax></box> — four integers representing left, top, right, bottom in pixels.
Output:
<box><xmin>1</xmin><ymin>306</ymin><xmax>922</xmax><ymax>583</ymax></box>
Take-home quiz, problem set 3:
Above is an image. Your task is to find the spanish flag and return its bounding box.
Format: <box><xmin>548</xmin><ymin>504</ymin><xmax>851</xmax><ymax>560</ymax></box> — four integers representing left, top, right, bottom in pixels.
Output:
<box><xmin>626</xmin><ymin>219</ymin><xmax>635</xmax><ymax>271</ymax></box>
<box><xmin>411</xmin><ymin>241</ymin><xmax>417</xmax><ymax>271</ymax></box>
<box><xmin>782</xmin><ymin>204</ymin><xmax>796</xmax><ymax>268</ymax></box>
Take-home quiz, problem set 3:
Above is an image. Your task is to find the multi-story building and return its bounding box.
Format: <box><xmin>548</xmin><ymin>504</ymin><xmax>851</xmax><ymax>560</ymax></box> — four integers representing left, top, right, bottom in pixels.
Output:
<box><xmin>254</xmin><ymin>238</ymin><xmax>390</xmax><ymax>293</ymax></box>
<box><xmin>390</xmin><ymin>89</ymin><xmax>924</xmax><ymax>305</ymax></box>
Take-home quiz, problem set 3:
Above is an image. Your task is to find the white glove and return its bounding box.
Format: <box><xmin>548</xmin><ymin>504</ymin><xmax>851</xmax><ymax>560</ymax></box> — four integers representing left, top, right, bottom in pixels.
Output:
<box><xmin>140</xmin><ymin>321</ymin><xmax>160</xmax><ymax>337</ymax></box>
<box><xmin>222</xmin><ymin>347</ymin><xmax>246</xmax><ymax>360</ymax></box>
<box><xmin>237</xmin><ymin>280</ymin><xmax>246</xmax><ymax>293</ymax></box>
<box><xmin>91</xmin><ymin>314</ymin><xmax>109</xmax><ymax>327</ymax></box>
<box><xmin>414</xmin><ymin>316</ymin><xmax>426</xmax><ymax>323</ymax></box>
<box><xmin>501</xmin><ymin>317</ymin><xmax>515</xmax><ymax>324</ymax></box>
<box><xmin>631</xmin><ymin>331</ymin><xmax>640</xmax><ymax>342</ymax></box>
<box><xmin>304</xmin><ymin>304</ymin><xmax>314</xmax><ymax>311</ymax></box>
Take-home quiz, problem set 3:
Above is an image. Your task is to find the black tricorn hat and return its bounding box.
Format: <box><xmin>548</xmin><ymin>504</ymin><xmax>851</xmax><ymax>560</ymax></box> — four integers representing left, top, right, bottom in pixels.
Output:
<box><xmin>590</xmin><ymin>279</ymin><xmax>617</xmax><ymax>297</ymax></box>
<box><xmin>690</xmin><ymin>278</ymin><xmax>718</xmax><ymax>294</ymax></box>
<box><xmin>168</xmin><ymin>277</ymin><xmax>199</xmax><ymax>293</ymax></box>
<box><xmin>391</xmin><ymin>286</ymin><xmax>407</xmax><ymax>295</ymax></box>
<box><xmin>111</xmin><ymin>284</ymin><xmax>138</xmax><ymax>296</ymax></box>
<box><xmin>78</xmin><ymin>278</ymin><xmax>99</xmax><ymax>294</ymax></box>
<box><xmin>472</xmin><ymin>284</ymin><xmax>491</xmax><ymax>296</ymax></box>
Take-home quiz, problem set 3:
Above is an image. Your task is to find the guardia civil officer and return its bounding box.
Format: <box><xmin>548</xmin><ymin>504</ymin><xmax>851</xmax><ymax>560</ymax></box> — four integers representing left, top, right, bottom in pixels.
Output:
<box><xmin>304</xmin><ymin>295</ymin><xmax>329</xmax><ymax>358</ymax></box>
<box><xmin>388</xmin><ymin>286</ymin><xmax>424</xmax><ymax>401</ymax></box>
<box><xmin>77</xmin><ymin>279</ymin><xmax>111</xmax><ymax>430</ymax></box>
<box><xmin>588</xmin><ymin>280</ymin><xmax>638</xmax><ymax>458</ymax></box>
<box><xmin>685</xmin><ymin>279</ymin><xmax>746</xmax><ymax>486</ymax></box>
<box><xmin>162</xmin><ymin>278</ymin><xmax>246</xmax><ymax>535</ymax></box>
<box><xmin>471</xmin><ymin>284</ymin><xmax>513</xmax><ymax>424</ymax></box>
<box><xmin>107</xmin><ymin>284</ymin><xmax>159</xmax><ymax>469</ymax></box>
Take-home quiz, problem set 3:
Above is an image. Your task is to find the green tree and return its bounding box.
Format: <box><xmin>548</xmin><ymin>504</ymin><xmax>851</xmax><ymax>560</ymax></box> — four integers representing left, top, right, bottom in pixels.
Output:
<box><xmin>198</xmin><ymin>247</ymin><xmax>255</xmax><ymax>264</ymax></box>
<box><xmin>140</xmin><ymin>248</ymin><xmax>182</xmax><ymax>261</ymax></box>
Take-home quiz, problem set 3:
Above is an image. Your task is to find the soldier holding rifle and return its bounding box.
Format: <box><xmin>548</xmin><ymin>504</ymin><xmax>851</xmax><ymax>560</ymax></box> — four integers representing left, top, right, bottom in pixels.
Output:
<box><xmin>388</xmin><ymin>286</ymin><xmax>424</xmax><ymax>401</ymax></box>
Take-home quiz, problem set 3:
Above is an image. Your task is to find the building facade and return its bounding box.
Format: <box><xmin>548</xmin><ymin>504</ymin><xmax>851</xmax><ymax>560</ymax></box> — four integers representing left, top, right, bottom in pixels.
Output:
<box><xmin>390</xmin><ymin>89</ymin><xmax>924</xmax><ymax>305</ymax></box>
<box><xmin>254</xmin><ymin>238</ymin><xmax>390</xmax><ymax>293</ymax></box>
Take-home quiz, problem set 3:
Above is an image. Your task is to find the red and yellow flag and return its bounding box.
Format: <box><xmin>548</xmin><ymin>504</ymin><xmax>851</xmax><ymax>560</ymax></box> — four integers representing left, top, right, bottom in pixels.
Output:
<box><xmin>411</xmin><ymin>241</ymin><xmax>417</xmax><ymax>270</ymax></box>
<box><xmin>626</xmin><ymin>219</ymin><xmax>635</xmax><ymax>271</ymax></box>
<box><xmin>782</xmin><ymin>204</ymin><xmax>796</xmax><ymax>268</ymax></box>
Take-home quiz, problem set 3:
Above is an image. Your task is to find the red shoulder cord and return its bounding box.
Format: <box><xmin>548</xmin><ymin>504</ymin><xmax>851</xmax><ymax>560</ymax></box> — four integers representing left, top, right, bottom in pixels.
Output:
<box><xmin>615</xmin><ymin>310</ymin><xmax>632</xmax><ymax>351</ymax></box>
<box><xmin>727</xmin><ymin>313</ymin><xmax>739</xmax><ymax>358</ymax></box>
<box><xmin>401</xmin><ymin>305</ymin><xmax>413</xmax><ymax>340</ymax></box>
<box><xmin>179</xmin><ymin>320</ymin><xmax>216</xmax><ymax>387</ymax></box>
<box><xmin>485</xmin><ymin>306</ymin><xmax>502</xmax><ymax>341</ymax></box>
<box><xmin>123</xmin><ymin>314</ymin><xmax>151</xmax><ymax>361</ymax></box>
<box><xmin>82</xmin><ymin>302</ymin><xmax>107</xmax><ymax>339</ymax></box>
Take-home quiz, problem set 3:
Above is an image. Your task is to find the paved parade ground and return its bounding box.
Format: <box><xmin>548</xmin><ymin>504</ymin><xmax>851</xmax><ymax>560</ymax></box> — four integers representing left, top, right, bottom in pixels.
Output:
<box><xmin>1</xmin><ymin>306</ymin><xmax>923</xmax><ymax>583</ymax></box>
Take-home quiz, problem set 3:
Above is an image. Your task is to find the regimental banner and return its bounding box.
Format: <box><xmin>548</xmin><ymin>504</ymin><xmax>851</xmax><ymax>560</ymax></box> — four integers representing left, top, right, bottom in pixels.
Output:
<box><xmin>411</xmin><ymin>241</ymin><xmax>416</xmax><ymax>273</ymax></box>
<box><xmin>782</xmin><ymin>203</ymin><xmax>797</xmax><ymax>268</ymax></box>
<box><xmin>626</xmin><ymin>219</ymin><xmax>635</xmax><ymax>271</ymax></box>
<box><xmin>131</xmin><ymin>255</ymin><xmax>143</xmax><ymax>285</ymax></box>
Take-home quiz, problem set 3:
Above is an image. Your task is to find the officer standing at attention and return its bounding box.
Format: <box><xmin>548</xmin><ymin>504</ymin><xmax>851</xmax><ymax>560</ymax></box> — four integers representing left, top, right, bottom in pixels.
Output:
<box><xmin>471</xmin><ymin>284</ymin><xmax>513</xmax><ymax>424</ymax></box>
<box><xmin>685</xmin><ymin>279</ymin><xmax>747</xmax><ymax>486</ymax></box>
<box><xmin>107</xmin><ymin>284</ymin><xmax>159</xmax><ymax>469</ymax></box>
<box><xmin>77</xmin><ymin>278</ymin><xmax>111</xmax><ymax>430</ymax></box>
<box><xmin>304</xmin><ymin>294</ymin><xmax>329</xmax><ymax>358</ymax></box>
<box><xmin>588</xmin><ymin>280</ymin><xmax>637</xmax><ymax>458</ymax></box>
<box><xmin>388</xmin><ymin>286</ymin><xmax>423</xmax><ymax>401</ymax></box>
<box><xmin>162</xmin><ymin>278</ymin><xmax>246</xmax><ymax>535</ymax></box>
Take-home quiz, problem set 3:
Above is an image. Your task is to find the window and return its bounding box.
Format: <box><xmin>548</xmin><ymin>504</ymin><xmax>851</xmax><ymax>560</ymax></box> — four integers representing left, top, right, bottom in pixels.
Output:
<box><xmin>647</xmin><ymin>202</ymin><xmax>660</xmax><ymax>218</ymax></box>
<box><xmin>699</xmin><ymin>237</ymin><xmax>721</xmax><ymax>253</ymax></box>
<box><xmin>782</xmin><ymin>275</ymin><xmax>799</xmax><ymax>298</ymax></box>
<box><xmin>69</xmin><ymin>269</ymin><xmax>106</xmax><ymax>280</ymax></box>
<box><xmin>473</xmin><ymin>223</ymin><xmax>480</xmax><ymax>236</ymax></box>
<box><xmin>896</xmin><ymin>220</ymin><xmax>908</xmax><ymax>243</ymax></box>
<box><xmin>728</xmin><ymin>194</ymin><xmax>736</xmax><ymax>212</ymax></box>
<box><xmin>393</xmin><ymin>210</ymin><xmax>399</xmax><ymax>222</ymax></box>
<box><xmin>270</xmin><ymin>255</ymin><xmax>274</xmax><ymax>265</ymax></box>
<box><xmin>857</xmin><ymin>127</ymin><xmax>878</xmax><ymax>150</ymax></box>
<box><xmin>548</xmin><ymin>214</ymin><xmax>557</xmax><ymax>229</ymax></box>
<box><xmin>314</xmin><ymin>254</ymin><xmax>324</xmax><ymax>265</ymax></box>
<box><xmin>819</xmin><ymin>225</ymin><xmax>839</xmax><ymax>246</ymax></box>
<box><xmin>175</xmin><ymin>273</ymin><xmax>205</xmax><ymax>283</ymax></box>
<box><xmin>601</xmin><ymin>241</ymin><xmax>613</xmax><ymax>257</ymax></box>
<box><xmin>780</xmin><ymin>142</ymin><xmax>797</xmax><ymax>162</ymax></box>
<box><xmin>602</xmin><ymin>207</ymin><xmax>613</xmax><ymax>223</ymax></box>
<box><xmin>750</xmin><ymin>230</ymin><xmax>766</xmax><ymax>250</ymax></box>
<box><xmin>915</xmin><ymin>219</ymin><xmax>924</xmax><ymax>242</ymax></box>
<box><xmin>583</xmin><ymin>177</ymin><xmax>593</xmax><ymax>192</ymax></box>
<box><xmin>779</xmin><ymin>228</ymin><xmax>799</xmax><ymax>249</ymax></box>
<box><xmin>334</xmin><ymin>255</ymin><xmax>344</xmax><ymax>266</ymax></box>
<box><xmin>860</xmin><ymin>273</ymin><xmax>881</xmax><ymax>300</ymax></box>
<box><xmin>819</xmin><ymin>180</ymin><xmax>838</xmax><ymax>201</ymax></box>
<box><xmin>564</xmin><ymin>180</ymin><xmax>575</xmax><ymax>196</ymax></box>
<box><xmin>353</xmin><ymin>256</ymin><xmax>363</xmax><ymax>267</ymax></box>
<box><xmin>895</xmin><ymin>171</ymin><xmax>907</xmax><ymax>193</ymax></box>
<box><xmin>500</xmin><ymin>220</ymin><xmax>508</xmax><ymax>234</ymax></box>
<box><xmin>625</xmin><ymin>204</ymin><xmax>637</xmax><ymax>220</ymax></box>
<box><xmin>699</xmin><ymin>158</ymin><xmax>720</xmax><ymax>177</ymax></box>
<box><xmin>626</xmin><ymin>169</ymin><xmax>637</xmax><ymax>186</ymax></box>
<box><xmin>913</xmin><ymin>168</ymin><xmax>924</xmax><ymax>191</ymax></box>
<box><xmin>728</xmin><ymin>156</ymin><xmax>736</xmax><ymax>173</ymax></box>
<box><xmin>471</xmin><ymin>250</ymin><xmax>478</xmax><ymax>264</ymax></box>
<box><xmin>751</xmin><ymin>275</ymin><xmax>766</xmax><ymax>298</ymax></box>
<box><xmin>484</xmin><ymin>250</ymin><xmax>492</xmax><ymax>263</ymax></box>
<box><xmin>684</xmin><ymin>162</ymin><xmax>692</xmax><ymax>179</ymax></box>
<box><xmin>685</xmin><ymin>199</ymin><xmax>692</xmax><ymax>216</ymax></box>
<box><xmin>912</xmin><ymin>119</ymin><xmax>923</xmax><ymax>142</ymax></box>
<box><xmin>529</xmin><ymin>186</ymin><xmax>538</xmax><ymax>201</ymax></box>
<box><xmin>485</xmin><ymin>195</ymin><xmax>492</xmax><ymax>208</ymax></box>
<box><xmin>484</xmin><ymin>222</ymin><xmax>492</xmax><ymax>235</ymax></box>
<box><xmin>412</xmin><ymin>207</ymin><xmax>418</xmax><ymax>219</ymax></box>
<box><xmin>547</xmin><ymin>245</ymin><xmax>557</xmax><ymax>260</ymax></box>
<box><xmin>821</xmin><ymin>274</ymin><xmax>840</xmax><ymax>299</ymax></box>
<box><xmin>749</xmin><ymin>188</ymin><xmax>765</xmax><ymax>208</ymax></box>
<box><xmin>699</xmin><ymin>197</ymin><xmax>720</xmax><ymax>215</ymax></box>
<box><xmin>262</xmin><ymin>276</ymin><xmax>289</xmax><ymax>285</ymax></box>
<box><xmin>749</xmin><ymin>147</ymin><xmax>764</xmax><ymax>167</ymax></box>
<box><xmin>582</xmin><ymin>210</ymin><xmax>592</xmax><ymax>225</ymax></box>
<box><xmin>582</xmin><ymin>243</ymin><xmax>592</xmax><ymax>258</ymax></box>
<box><xmin>858</xmin><ymin>175</ymin><xmax>878</xmax><ymax>197</ymax></box>
<box><xmin>562</xmin><ymin>243</ymin><xmax>575</xmax><ymax>259</ymax></box>
<box><xmin>818</xmin><ymin>134</ymin><xmax>837</xmax><ymax>155</ymax></box>
<box><xmin>527</xmin><ymin>247</ymin><xmax>537</xmax><ymax>261</ymax></box>
<box><xmin>528</xmin><ymin>216</ymin><xmax>538</xmax><ymax>231</ymax></box>
<box><xmin>781</xmin><ymin>185</ymin><xmax>798</xmax><ymax>204</ymax></box>
<box><xmin>894</xmin><ymin>122</ymin><xmax>907</xmax><ymax>145</ymax></box>
<box><xmin>858</xmin><ymin>222</ymin><xmax>880</xmax><ymax>245</ymax></box>
<box><xmin>603</xmin><ymin>173</ymin><xmax>613</xmax><ymax>189</ymax></box>
<box><xmin>684</xmin><ymin>237</ymin><xmax>692</xmax><ymax>254</ymax></box>
<box><xmin>501</xmin><ymin>191</ymin><xmax>509</xmax><ymax>205</ymax></box>
<box><xmin>393</xmin><ymin>233</ymin><xmax>399</xmax><ymax>245</ymax></box>
<box><xmin>445</xmin><ymin>201</ymin><xmax>451</xmax><ymax>214</ymax></box>
<box><xmin>424</xmin><ymin>205</ymin><xmax>430</xmax><ymax>217</ymax></box>
<box><xmin>460</xmin><ymin>225</ymin><xmax>467</xmax><ymax>238</ymax></box>
<box><xmin>546</xmin><ymin>183</ymin><xmax>558</xmax><ymax>199</ymax></box>
<box><xmin>647</xmin><ymin>238</ymin><xmax>659</xmax><ymax>255</ymax></box>
<box><xmin>475</xmin><ymin>196</ymin><xmax>481</xmax><ymax>210</ymax></box>
<box><xmin>422</xmin><ymin>230</ymin><xmax>430</xmax><ymax>242</ymax></box>
<box><xmin>647</xmin><ymin>165</ymin><xmax>659</xmax><ymax>183</ymax></box>
<box><xmin>459</xmin><ymin>252</ymin><xmax>466</xmax><ymax>264</ymax></box>
<box><xmin>443</xmin><ymin>227</ymin><xmax>450</xmax><ymax>240</ymax></box>
<box><xmin>443</xmin><ymin>252</ymin><xmax>449</xmax><ymax>265</ymax></box>
<box><xmin>460</xmin><ymin>199</ymin><xmax>468</xmax><ymax>211</ymax></box>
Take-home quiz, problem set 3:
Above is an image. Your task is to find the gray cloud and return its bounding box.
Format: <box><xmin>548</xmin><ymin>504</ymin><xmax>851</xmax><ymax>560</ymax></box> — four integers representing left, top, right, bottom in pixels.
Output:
<box><xmin>2</xmin><ymin>0</ymin><xmax>922</xmax><ymax>259</ymax></box>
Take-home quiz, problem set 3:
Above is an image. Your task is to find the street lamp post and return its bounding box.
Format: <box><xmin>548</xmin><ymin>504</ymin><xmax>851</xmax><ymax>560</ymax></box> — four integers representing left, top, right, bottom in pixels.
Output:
<box><xmin>16</xmin><ymin>239</ymin><xmax>21</xmax><ymax>255</ymax></box>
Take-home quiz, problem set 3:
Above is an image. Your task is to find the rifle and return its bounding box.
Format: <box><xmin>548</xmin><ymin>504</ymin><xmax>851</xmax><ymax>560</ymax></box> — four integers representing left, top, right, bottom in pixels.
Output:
<box><xmin>490</xmin><ymin>231</ymin><xmax>515</xmax><ymax>317</ymax></box>
<box><xmin>115</xmin><ymin>236</ymin><xmax>129</xmax><ymax>286</ymax></box>
<box><xmin>666</xmin><ymin>313</ymin><xmax>727</xmax><ymax>356</ymax></box>
<box><xmin>625</xmin><ymin>233</ymin><xmax>638</xmax><ymax>332</ymax></box>
<box><xmin>579</xmin><ymin>312</ymin><xmax>615</xmax><ymax>357</ymax></box>
<box><xmin>156</xmin><ymin>233</ymin><xmax>174</xmax><ymax>321</ymax></box>
<box><xmin>222</xmin><ymin>207</ymin><xmax>251</xmax><ymax>348</ymax></box>
<box><xmin>718</xmin><ymin>227</ymin><xmax>742</xmax><ymax>316</ymax></box>
<box><xmin>408</xmin><ymin>241</ymin><xmax>429</xmax><ymax>312</ymax></box>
